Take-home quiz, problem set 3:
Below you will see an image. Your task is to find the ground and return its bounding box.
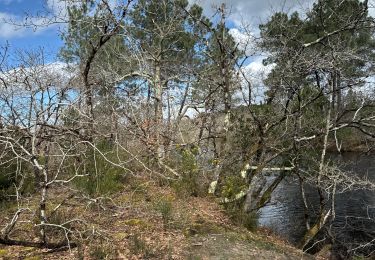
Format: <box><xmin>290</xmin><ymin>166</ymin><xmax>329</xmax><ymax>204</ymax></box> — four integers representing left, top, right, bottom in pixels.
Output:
<box><xmin>0</xmin><ymin>179</ymin><xmax>316</xmax><ymax>259</ymax></box>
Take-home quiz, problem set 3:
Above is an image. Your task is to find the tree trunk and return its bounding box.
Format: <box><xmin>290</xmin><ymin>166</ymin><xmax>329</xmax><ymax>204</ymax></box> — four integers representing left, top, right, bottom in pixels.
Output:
<box><xmin>32</xmin><ymin>157</ymin><xmax>48</xmax><ymax>244</ymax></box>
<box><xmin>299</xmin><ymin>72</ymin><xmax>334</xmax><ymax>250</ymax></box>
<box><xmin>154</xmin><ymin>61</ymin><xmax>164</xmax><ymax>159</ymax></box>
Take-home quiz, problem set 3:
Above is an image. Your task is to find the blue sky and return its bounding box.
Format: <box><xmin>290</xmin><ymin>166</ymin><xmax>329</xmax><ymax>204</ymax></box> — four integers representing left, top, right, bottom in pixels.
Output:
<box><xmin>0</xmin><ymin>0</ymin><xmax>64</xmax><ymax>62</ymax></box>
<box><xmin>1</xmin><ymin>0</ymin><xmax>242</xmax><ymax>63</ymax></box>
<box><xmin>2</xmin><ymin>0</ymin><xmax>372</xmax><ymax>68</ymax></box>
<box><xmin>1</xmin><ymin>0</ymin><xmax>373</xmax><ymax>103</ymax></box>
<box><xmin>0</xmin><ymin>0</ymin><xmax>312</xmax><ymax>51</ymax></box>
<box><xmin>0</xmin><ymin>0</ymin><xmax>314</xmax><ymax>96</ymax></box>
<box><xmin>1</xmin><ymin>0</ymin><xmax>373</xmax><ymax>55</ymax></box>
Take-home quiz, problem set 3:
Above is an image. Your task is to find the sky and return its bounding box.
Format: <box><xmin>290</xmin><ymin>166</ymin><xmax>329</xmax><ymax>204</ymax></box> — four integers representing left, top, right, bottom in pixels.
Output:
<box><xmin>0</xmin><ymin>0</ymin><xmax>314</xmax><ymax>84</ymax></box>
<box><xmin>0</xmin><ymin>0</ymin><xmax>315</xmax><ymax>57</ymax></box>
<box><xmin>191</xmin><ymin>0</ymin><xmax>314</xmax><ymax>27</ymax></box>
<box><xmin>0</xmin><ymin>0</ymin><xmax>66</xmax><ymax>62</ymax></box>
<box><xmin>0</xmin><ymin>0</ymin><xmax>374</xmax><ymax>67</ymax></box>
<box><xmin>1</xmin><ymin>0</ymin><xmax>374</xmax><ymax>106</ymax></box>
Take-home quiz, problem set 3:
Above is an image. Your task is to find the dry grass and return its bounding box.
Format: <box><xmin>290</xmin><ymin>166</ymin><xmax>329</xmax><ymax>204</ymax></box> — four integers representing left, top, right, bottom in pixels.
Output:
<box><xmin>0</xmin><ymin>179</ymin><xmax>313</xmax><ymax>259</ymax></box>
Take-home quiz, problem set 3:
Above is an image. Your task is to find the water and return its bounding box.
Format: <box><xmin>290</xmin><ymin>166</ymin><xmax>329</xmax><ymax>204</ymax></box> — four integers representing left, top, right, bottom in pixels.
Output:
<box><xmin>257</xmin><ymin>152</ymin><xmax>375</xmax><ymax>256</ymax></box>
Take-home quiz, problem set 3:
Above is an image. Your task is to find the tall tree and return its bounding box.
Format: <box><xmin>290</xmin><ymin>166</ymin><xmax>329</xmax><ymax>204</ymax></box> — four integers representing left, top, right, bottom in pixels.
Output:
<box><xmin>259</xmin><ymin>0</ymin><xmax>375</xmax><ymax>249</ymax></box>
<box><xmin>60</xmin><ymin>0</ymin><xmax>132</xmax><ymax>139</ymax></box>
<box><xmin>128</xmin><ymin>0</ymin><xmax>208</xmax><ymax>160</ymax></box>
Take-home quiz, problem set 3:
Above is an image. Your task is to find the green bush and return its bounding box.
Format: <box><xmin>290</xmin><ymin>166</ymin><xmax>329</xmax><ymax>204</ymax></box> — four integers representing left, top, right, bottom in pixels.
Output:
<box><xmin>155</xmin><ymin>198</ymin><xmax>173</xmax><ymax>228</ymax></box>
<box><xmin>73</xmin><ymin>141</ymin><xmax>124</xmax><ymax>196</ymax></box>
<box><xmin>172</xmin><ymin>145</ymin><xmax>205</xmax><ymax>197</ymax></box>
<box><xmin>74</xmin><ymin>166</ymin><xmax>123</xmax><ymax>196</ymax></box>
<box><xmin>221</xmin><ymin>175</ymin><xmax>247</xmax><ymax>201</ymax></box>
<box><xmin>224</xmin><ymin>202</ymin><xmax>258</xmax><ymax>232</ymax></box>
<box><xmin>0</xmin><ymin>173</ymin><xmax>14</xmax><ymax>191</ymax></box>
<box><xmin>221</xmin><ymin>176</ymin><xmax>258</xmax><ymax>231</ymax></box>
<box><xmin>0</xmin><ymin>161</ymin><xmax>35</xmax><ymax>206</ymax></box>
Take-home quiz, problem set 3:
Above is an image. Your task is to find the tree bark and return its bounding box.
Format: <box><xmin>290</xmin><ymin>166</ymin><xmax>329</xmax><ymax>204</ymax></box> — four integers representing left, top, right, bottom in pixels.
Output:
<box><xmin>154</xmin><ymin>61</ymin><xmax>164</xmax><ymax>159</ymax></box>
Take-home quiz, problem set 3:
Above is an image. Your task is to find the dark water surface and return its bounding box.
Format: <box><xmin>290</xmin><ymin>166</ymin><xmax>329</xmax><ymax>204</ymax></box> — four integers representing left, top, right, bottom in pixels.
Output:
<box><xmin>257</xmin><ymin>152</ymin><xmax>375</xmax><ymax>256</ymax></box>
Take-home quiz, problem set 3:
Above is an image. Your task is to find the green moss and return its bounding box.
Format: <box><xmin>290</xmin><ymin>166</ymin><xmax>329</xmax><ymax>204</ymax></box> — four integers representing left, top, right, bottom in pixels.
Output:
<box><xmin>0</xmin><ymin>249</ymin><xmax>8</xmax><ymax>257</ymax></box>
<box><xmin>114</xmin><ymin>232</ymin><xmax>129</xmax><ymax>240</ymax></box>
<box><xmin>124</xmin><ymin>218</ymin><xmax>143</xmax><ymax>225</ymax></box>
<box><xmin>184</xmin><ymin>219</ymin><xmax>223</xmax><ymax>237</ymax></box>
<box><xmin>123</xmin><ymin>218</ymin><xmax>150</xmax><ymax>229</ymax></box>
<box><xmin>24</xmin><ymin>256</ymin><xmax>41</xmax><ymax>260</ymax></box>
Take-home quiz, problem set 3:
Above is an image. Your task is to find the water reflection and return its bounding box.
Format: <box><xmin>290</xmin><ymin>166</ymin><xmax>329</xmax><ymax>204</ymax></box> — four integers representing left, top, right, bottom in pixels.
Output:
<box><xmin>257</xmin><ymin>152</ymin><xmax>375</xmax><ymax>255</ymax></box>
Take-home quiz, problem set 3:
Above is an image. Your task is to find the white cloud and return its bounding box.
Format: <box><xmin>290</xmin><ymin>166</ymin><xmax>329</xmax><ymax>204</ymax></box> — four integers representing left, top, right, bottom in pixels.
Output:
<box><xmin>0</xmin><ymin>12</ymin><xmax>28</xmax><ymax>38</ymax></box>
<box><xmin>0</xmin><ymin>14</ymin><xmax>58</xmax><ymax>40</ymax></box>
<box><xmin>46</xmin><ymin>0</ymin><xmax>68</xmax><ymax>18</ymax></box>
<box><xmin>0</xmin><ymin>0</ymin><xmax>68</xmax><ymax>40</ymax></box>
<box><xmin>366</xmin><ymin>0</ymin><xmax>375</xmax><ymax>17</ymax></box>
<box><xmin>237</xmin><ymin>56</ymin><xmax>274</xmax><ymax>104</ymax></box>
<box><xmin>1</xmin><ymin>61</ymin><xmax>76</xmax><ymax>92</ymax></box>
<box><xmin>228</xmin><ymin>28</ymin><xmax>255</xmax><ymax>55</ymax></box>
<box><xmin>228</xmin><ymin>28</ymin><xmax>270</xmax><ymax>103</ymax></box>
<box><xmin>245</xmin><ymin>56</ymin><xmax>272</xmax><ymax>75</ymax></box>
<box><xmin>189</xmin><ymin>0</ymin><xmax>314</xmax><ymax>29</ymax></box>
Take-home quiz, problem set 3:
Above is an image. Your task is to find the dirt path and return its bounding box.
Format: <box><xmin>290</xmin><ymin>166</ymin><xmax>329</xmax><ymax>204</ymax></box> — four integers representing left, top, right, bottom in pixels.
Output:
<box><xmin>186</xmin><ymin>233</ymin><xmax>312</xmax><ymax>260</ymax></box>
